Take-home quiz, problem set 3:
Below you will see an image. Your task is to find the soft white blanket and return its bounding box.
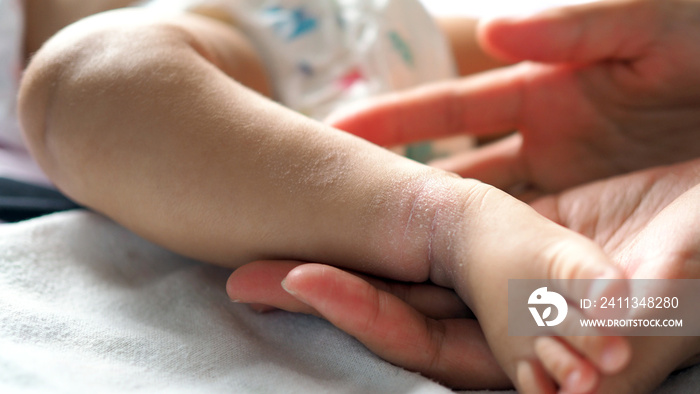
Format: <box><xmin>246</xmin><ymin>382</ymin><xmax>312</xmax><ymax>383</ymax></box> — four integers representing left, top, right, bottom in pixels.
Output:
<box><xmin>0</xmin><ymin>211</ymin><xmax>495</xmax><ymax>393</ymax></box>
<box><xmin>1</xmin><ymin>211</ymin><xmax>699</xmax><ymax>393</ymax></box>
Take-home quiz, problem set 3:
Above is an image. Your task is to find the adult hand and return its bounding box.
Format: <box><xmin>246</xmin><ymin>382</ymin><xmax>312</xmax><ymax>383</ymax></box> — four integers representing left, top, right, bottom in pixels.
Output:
<box><xmin>227</xmin><ymin>158</ymin><xmax>700</xmax><ymax>392</ymax></box>
<box><xmin>327</xmin><ymin>0</ymin><xmax>700</xmax><ymax>196</ymax></box>
<box><xmin>226</xmin><ymin>260</ymin><xmax>510</xmax><ymax>390</ymax></box>
<box><xmin>529</xmin><ymin>158</ymin><xmax>700</xmax><ymax>393</ymax></box>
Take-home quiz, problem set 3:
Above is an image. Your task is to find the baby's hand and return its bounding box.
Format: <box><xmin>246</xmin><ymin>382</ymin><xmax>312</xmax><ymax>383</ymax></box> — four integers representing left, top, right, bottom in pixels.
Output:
<box><xmin>227</xmin><ymin>172</ymin><xmax>636</xmax><ymax>392</ymax></box>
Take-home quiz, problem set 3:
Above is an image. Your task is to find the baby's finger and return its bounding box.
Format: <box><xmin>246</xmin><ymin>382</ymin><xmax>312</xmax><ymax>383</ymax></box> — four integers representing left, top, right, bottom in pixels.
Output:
<box><xmin>562</xmin><ymin>335</ymin><xmax>631</xmax><ymax>375</ymax></box>
<box><xmin>283</xmin><ymin>264</ymin><xmax>511</xmax><ymax>389</ymax></box>
<box><xmin>326</xmin><ymin>65</ymin><xmax>532</xmax><ymax>147</ymax></box>
<box><xmin>534</xmin><ymin>337</ymin><xmax>598</xmax><ymax>394</ymax></box>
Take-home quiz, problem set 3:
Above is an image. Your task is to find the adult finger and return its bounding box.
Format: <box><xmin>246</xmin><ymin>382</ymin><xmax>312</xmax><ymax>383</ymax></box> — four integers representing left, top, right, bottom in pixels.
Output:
<box><xmin>364</xmin><ymin>277</ymin><xmax>473</xmax><ymax>320</ymax></box>
<box><xmin>282</xmin><ymin>263</ymin><xmax>511</xmax><ymax>389</ymax></box>
<box><xmin>480</xmin><ymin>0</ymin><xmax>659</xmax><ymax>64</ymax></box>
<box><xmin>227</xmin><ymin>261</ymin><xmax>315</xmax><ymax>314</ymax></box>
<box><xmin>227</xmin><ymin>260</ymin><xmax>472</xmax><ymax>320</ymax></box>
<box><xmin>327</xmin><ymin>64</ymin><xmax>532</xmax><ymax>147</ymax></box>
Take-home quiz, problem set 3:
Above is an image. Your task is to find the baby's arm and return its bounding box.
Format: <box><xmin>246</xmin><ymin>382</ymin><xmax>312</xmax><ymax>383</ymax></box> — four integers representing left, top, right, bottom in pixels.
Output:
<box><xmin>18</xmin><ymin>8</ymin><xmax>455</xmax><ymax>281</ymax></box>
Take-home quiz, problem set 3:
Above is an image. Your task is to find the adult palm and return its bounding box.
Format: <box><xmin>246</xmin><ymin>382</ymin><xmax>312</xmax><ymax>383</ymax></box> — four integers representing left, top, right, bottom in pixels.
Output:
<box><xmin>530</xmin><ymin>159</ymin><xmax>700</xmax><ymax>392</ymax></box>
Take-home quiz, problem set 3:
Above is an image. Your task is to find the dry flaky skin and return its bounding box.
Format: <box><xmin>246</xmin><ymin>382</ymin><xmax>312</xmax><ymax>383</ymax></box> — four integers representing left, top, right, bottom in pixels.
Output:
<box><xmin>18</xmin><ymin>6</ymin><xmax>625</xmax><ymax>393</ymax></box>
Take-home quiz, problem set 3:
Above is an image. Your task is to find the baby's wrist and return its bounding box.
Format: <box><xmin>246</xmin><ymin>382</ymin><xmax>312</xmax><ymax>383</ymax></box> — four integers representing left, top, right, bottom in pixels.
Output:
<box><xmin>382</xmin><ymin>171</ymin><xmax>479</xmax><ymax>286</ymax></box>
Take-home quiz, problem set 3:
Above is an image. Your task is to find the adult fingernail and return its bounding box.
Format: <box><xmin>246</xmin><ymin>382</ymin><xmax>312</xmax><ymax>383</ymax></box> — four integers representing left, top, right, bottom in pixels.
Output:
<box><xmin>281</xmin><ymin>279</ymin><xmax>296</xmax><ymax>296</ymax></box>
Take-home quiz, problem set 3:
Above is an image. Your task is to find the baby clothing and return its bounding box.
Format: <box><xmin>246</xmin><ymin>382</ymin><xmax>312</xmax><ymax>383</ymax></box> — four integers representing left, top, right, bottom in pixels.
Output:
<box><xmin>143</xmin><ymin>0</ymin><xmax>457</xmax><ymax>121</ymax></box>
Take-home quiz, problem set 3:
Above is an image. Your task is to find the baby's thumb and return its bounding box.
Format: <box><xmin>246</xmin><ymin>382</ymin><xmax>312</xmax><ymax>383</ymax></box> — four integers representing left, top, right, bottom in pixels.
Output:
<box><xmin>478</xmin><ymin>0</ymin><xmax>656</xmax><ymax>64</ymax></box>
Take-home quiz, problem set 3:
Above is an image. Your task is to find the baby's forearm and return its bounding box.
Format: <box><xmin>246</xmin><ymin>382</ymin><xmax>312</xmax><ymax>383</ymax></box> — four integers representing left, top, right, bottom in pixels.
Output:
<box><xmin>18</xmin><ymin>9</ymin><xmax>462</xmax><ymax>282</ymax></box>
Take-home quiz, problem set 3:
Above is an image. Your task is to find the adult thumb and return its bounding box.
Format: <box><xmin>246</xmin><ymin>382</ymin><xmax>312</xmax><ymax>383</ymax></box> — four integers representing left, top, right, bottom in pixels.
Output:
<box><xmin>479</xmin><ymin>0</ymin><xmax>657</xmax><ymax>64</ymax></box>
